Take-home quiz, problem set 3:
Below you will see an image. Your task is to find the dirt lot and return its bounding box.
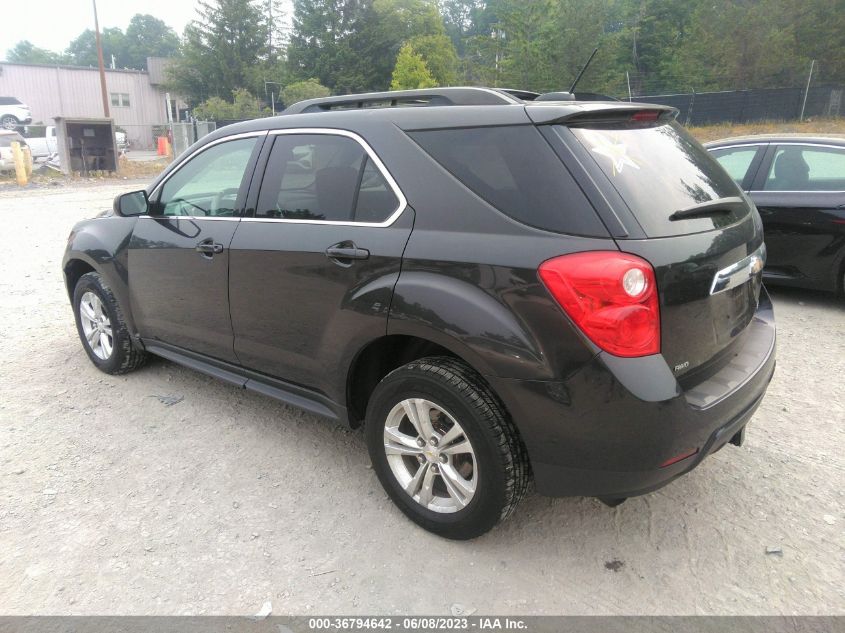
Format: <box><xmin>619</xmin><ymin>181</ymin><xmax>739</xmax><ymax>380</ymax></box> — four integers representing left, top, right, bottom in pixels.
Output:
<box><xmin>0</xmin><ymin>181</ymin><xmax>842</xmax><ymax>616</ymax></box>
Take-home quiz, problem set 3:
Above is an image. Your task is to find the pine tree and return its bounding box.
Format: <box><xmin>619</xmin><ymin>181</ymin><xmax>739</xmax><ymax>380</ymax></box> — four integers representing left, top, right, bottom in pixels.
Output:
<box><xmin>168</xmin><ymin>0</ymin><xmax>271</xmax><ymax>104</ymax></box>
<box><xmin>390</xmin><ymin>43</ymin><xmax>437</xmax><ymax>89</ymax></box>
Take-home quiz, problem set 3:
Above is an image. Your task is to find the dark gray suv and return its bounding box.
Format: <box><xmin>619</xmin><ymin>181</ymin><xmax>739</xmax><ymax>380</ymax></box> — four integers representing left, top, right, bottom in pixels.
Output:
<box><xmin>63</xmin><ymin>88</ymin><xmax>776</xmax><ymax>539</ymax></box>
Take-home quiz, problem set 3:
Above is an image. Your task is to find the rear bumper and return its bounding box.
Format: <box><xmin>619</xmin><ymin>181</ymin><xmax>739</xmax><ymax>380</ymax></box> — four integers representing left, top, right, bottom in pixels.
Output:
<box><xmin>488</xmin><ymin>287</ymin><xmax>776</xmax><ymax>498</ymax></box>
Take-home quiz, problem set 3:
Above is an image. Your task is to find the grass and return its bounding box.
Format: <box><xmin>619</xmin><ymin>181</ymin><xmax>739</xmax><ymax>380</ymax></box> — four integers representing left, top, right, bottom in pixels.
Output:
<box><xmin>688</xmin><ymin>116</ymin><xmax>845</xmax><ymax>143</ymax></box>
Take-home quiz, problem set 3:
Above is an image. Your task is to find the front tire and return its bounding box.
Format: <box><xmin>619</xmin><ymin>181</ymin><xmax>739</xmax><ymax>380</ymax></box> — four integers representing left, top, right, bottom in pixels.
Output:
<box><xmin>0</xmin><ymin>115</ymin><xmax>18</xmax><ymax>130</ymax></box>
<box><xmin>365</xmin><ymin>357</ymin><xmax>529</xmax><ymax>539</ymax></box>
<box><xmin>73</xmin><ymin>272</ymin><xmax>146</xmax><ymax>374</ymax></box>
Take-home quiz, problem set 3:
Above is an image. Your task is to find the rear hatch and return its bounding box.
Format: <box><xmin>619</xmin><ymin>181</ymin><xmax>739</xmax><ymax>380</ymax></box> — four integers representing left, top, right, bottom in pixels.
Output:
<box><xmin>547</xmin><ymin>109</ymin><xmax>764</xmax><ymax>379</ymax></box>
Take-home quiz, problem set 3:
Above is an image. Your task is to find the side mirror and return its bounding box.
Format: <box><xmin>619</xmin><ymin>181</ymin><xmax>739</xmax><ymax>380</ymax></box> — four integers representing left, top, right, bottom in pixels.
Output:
<box><xmin>113</xmin><ymin>190</ymin><xmax>148</xmax><ymax>217</ymax></box>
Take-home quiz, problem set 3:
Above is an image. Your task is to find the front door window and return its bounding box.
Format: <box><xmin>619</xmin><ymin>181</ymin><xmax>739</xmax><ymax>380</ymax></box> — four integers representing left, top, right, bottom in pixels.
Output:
<box><xmin>157</xmin><ymin>138</ymin><xmax>258</xmax><ymax>217</ymax></box>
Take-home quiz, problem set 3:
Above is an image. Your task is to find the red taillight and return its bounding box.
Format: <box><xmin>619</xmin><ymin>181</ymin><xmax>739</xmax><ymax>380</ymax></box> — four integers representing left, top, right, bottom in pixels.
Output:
<box><xmin>538</xmin><ymin>251</ymin><xmax>660</xmax><ymax>357</ymax></box>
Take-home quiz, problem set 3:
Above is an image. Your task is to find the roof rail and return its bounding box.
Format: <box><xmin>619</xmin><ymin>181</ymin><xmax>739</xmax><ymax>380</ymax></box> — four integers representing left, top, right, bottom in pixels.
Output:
<box><xmin>498</xmin><ymin>88</ymin><xmax>541</xmax><ymax>101</ymax></box>
<box><xmin>283</xmin><ymin>87</ymin><xmax>521</xmax><ymax>114</ymax></box>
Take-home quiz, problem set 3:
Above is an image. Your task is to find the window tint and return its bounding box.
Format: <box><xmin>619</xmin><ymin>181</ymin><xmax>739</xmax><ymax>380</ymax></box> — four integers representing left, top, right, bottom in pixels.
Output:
<box><xmin>157</xmin><ymin>137</ymin><xmax>257</xmax><ymax>217</ymax></box>
<box><xmin>410</xmin><ymin>125</ymin><xmax>606</xmax><ymax>236</ymax></box>
<box><xmin>763</xmin><ymin>145</ymin><xmax>845</xmax><ymax>191</ymax></box>
<box><xmin>256</xmin><ymin>134</ymin><xmax>398</xmax><ymax>223</ymax></box>
<box><xmin>711</xmin><ymin>146</ymin><xmax>760</xmax><ymax>186</ymax></box>
<box><xmin>0</xmin><ymin>97</ymin><xmax>22</xmax><ymax>106</ymax></box>
<box><xmin>355</xmin><ymin>157</ymin><xmax>399</xmax><ymax>222</ymax></box>
<box><xmin>568</xmin><ymin>122</ymin><xmax>746</xmax><ymax>237</ymax></box>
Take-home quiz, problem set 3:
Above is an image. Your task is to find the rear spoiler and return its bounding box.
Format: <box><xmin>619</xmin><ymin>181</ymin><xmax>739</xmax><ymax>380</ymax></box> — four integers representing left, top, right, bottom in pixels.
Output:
<box><xmin>525</xmin><ymin>102</ymin><xmax>678</xmax><ymax>126</ymax></box>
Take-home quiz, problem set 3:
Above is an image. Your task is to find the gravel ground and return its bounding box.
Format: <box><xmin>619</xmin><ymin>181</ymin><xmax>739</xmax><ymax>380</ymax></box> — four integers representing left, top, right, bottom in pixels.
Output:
<box><xmin>0</xmin><ymin>182</ymin><xmax>843</xmax><ymax>616</ymax></box>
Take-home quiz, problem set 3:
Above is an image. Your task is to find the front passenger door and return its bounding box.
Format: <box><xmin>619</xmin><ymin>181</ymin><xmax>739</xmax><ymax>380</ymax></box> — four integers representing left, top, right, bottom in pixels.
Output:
<box><xmin>129</xmin><ymin>134</ymin><xmax>264</xmax><ymax>362</ymax></box>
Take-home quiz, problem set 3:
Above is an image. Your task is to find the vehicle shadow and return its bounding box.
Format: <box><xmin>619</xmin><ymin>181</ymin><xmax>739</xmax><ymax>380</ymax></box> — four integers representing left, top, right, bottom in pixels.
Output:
<box><xmin>766</xmin><ymin>283</ymin><xmax>844</xmax><ymax>309</ymax></box>
<box><xmin>135</xmin><ymin>354</ymin><xmax>762</xmax><ymax>554</ymax></box>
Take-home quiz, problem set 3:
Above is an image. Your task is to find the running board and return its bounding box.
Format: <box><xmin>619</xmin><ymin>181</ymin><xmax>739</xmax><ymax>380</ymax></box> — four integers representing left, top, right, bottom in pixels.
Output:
<box><xmin>142</xmin><ymin>341</ymin><xmax>344</xmax><ymax>423</ymax></box>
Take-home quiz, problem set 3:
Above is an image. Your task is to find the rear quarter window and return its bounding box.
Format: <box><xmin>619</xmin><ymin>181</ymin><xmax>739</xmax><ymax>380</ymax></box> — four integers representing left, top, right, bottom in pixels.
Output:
<box><xmin>566</xmin><ymin>121</ymin><xmax>747</xmax><ymax>237</ymax></box>
<box><xmin>408</xmin><ymin>125</ymin><xmax>608</xmax><ymax>237</ymax></box>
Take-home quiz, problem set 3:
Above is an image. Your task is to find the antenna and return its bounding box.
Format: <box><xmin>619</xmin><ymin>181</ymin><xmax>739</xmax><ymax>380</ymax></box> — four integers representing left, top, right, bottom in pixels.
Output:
<box><xmin>569</xmin><ymin>47</ymin><xmax>599</xmax><ymax>94</ymax></box>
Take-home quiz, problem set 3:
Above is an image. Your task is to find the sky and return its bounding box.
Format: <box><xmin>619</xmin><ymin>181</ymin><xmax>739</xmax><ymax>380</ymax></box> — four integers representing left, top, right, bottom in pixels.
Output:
<box><xmin>1</xmin><ymin>0</ymin><xmax>293</xmax><ymax>56</ymax></box>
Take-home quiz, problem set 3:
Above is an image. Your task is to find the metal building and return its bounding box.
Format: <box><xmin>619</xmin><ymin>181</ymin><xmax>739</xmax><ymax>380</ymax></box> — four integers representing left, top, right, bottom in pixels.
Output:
<box><xmin>0</xmin><ymin>58</ymin><xmax>185</xmax><ymax>150</ymax></box>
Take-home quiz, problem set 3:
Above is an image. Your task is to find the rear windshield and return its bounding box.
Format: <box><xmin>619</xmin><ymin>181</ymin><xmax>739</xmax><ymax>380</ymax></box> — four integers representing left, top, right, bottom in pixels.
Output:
<box><xmin>409</xmin><ymin>125</ymin><xmax>608</xmax><ymax>237</ymax></box>
<box><xmin>565</xmin><ymin>121</ymin><xmax>747</xmax><ymax>237</ymax></box>
<box><xmin>0</xmin><ymin>133</ymin><xmax>26</xmax><ymax>148</ymax></box>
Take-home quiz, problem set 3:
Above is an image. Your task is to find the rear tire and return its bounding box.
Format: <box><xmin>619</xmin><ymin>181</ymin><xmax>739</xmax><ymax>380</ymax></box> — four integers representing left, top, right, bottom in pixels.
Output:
<box><xmin>365</xmin><ymin>356</ymin><xmax>529</xmax><ymax>539</ymax></box>
<box><xmin>73</xmin><ymin>272</ymin><xmax>146</xmax><ymax>374</ymax></box>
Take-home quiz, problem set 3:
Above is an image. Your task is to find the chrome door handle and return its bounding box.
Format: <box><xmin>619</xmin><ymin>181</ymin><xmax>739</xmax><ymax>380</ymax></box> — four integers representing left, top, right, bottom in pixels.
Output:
<box><xmin>325</xmin><ymin>243</ymin><xmax>370</xmax><ymax>261</ymax></box>
<box><xmin>196</xmin><ymin>240</ymin><xmax>224</xmax><ymax>255</ymax></box>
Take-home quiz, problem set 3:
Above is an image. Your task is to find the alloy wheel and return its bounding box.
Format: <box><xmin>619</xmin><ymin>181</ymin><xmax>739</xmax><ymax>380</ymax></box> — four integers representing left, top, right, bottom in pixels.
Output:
<box><xmin>79</xmin><ymin>291</ymin><xmax>114</xmax><ymax>360</ymax></box>
<box><xmin>383</xmin><ymin>398</ymin><xmax>478</xmax><ymax>513</ymax></box>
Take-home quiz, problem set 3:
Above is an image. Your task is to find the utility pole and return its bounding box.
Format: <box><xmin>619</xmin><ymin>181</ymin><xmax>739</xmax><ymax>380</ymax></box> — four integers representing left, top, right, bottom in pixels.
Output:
<box><xmin>92</xmin><ymin>0</ymin><xmax>110</xmax><ymax>118</ymax></box>
<box><xmin>800</xmin><ymin>59</ymin><xmax>816</xmax><ymax>122</ymax></box>
<box><xmin>264</xmin><ymin>81</ymin><xmax>282</xmax><ymax>113</ymax></box>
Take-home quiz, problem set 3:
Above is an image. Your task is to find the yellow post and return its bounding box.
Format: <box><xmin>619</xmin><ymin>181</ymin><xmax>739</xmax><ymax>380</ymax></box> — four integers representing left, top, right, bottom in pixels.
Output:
<box><xmin>23</xmin><ymin>146</ymin><xmax>32</xmax><ymax>178</ymax></box>
<box><xmin>11</xmin><ymin>141</ymin><xmax>28</xmax><ymax>187</ymax></box>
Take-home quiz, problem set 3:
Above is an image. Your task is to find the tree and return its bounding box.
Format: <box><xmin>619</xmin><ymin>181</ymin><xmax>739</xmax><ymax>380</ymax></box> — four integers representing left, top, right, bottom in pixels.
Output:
<box><xmin>287</xmin><ymin>0</ymin><xmax>371</xmax><ymax>91</ymax></box>
<box><xmin>407</xmin><ymin>34</ymin><xmax>458</xmax><ymax>85</ymax></box>
<box><xmin>167</xmin><ymin>0</ymin><xmax>272</xmax><ymax>104</ymax></box>
<box><xmin>390</xmin><ymin>43</ymin><xmax>437</xmax><ymax>89</ymax></box>
<box><xmin>192</xmin><ymin>88</ymin><xmax>270</xmax><ymax>120</ymax></box>
<box><xmin>288</xmin><ymin>0</ymin><xmax>450</xmax><ymax>92</ymax></box>
<box><xmin>440</xmin><ymin>0</ymin><xmax>488</xmax><ymax>54</ymax></box>
<box><xmin>65</xmin><ymin>27</ymin><xmax>128</xmax><ymax>68</ymax></box>
<box><xmin>8</xmin><ymin>14</ymin><xmax>182</xmax><ymax>71</ymax></box>
<box><xmin>5</xmin><ymin>41</ymin><xmax>67</xmax><ymax>65</ymax></box>
<box><xmin>124</xmin><ymin>15</ymin><xmax>180</xmax><ymax>69</ymax></box>
<box><xmin>281</xmin><ymin>79</ymin><xmax>331</xmax><ymax>106</ymax></box>
<box><xmin>791</xmin><ymin>0</ymin><xmax>845</xmax><ymax>84</ymax></box>
<box><xmin>668</xmin><ymin>0</ymin><xmax>808</xmax><ymax>92</ymax></box>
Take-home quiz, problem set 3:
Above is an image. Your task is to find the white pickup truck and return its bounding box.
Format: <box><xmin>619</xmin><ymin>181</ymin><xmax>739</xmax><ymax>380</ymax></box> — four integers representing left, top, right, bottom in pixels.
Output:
<box><xmin>25</xmin><ymin>125</ymin><xmax>129</xmax><ymax>159</ymax></box>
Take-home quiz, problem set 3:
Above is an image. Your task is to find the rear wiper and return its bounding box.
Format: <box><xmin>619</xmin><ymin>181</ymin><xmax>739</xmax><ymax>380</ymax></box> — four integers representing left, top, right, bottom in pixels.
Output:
<box><xmin>669</xmin><ymin>196</ymin><xmax>746</xmax><ymax>221</ymax></box>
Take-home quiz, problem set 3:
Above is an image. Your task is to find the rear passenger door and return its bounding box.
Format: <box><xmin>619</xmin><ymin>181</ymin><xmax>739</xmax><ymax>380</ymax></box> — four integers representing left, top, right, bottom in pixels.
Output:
<box><xmin>750</xmin><ymin>143</ymin><xmax>845</xmax><ymax>287</ymax></box>
<box><xmin>228</xmin><ymin>130</ymin><xmax>413</xmax><ymax>401</ymax></box>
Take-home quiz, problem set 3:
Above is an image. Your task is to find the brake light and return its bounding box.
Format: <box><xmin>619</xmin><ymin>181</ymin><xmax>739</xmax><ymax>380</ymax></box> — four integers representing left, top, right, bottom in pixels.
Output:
<box><xmin>538</xmin><ymin>251</ymin><xmax>660</xmax><ymax>357</ymax></box>
<box><xmin>631</xmin><ymin>110</ymin><xmax>661</xmax><ymax>122</ymax></box>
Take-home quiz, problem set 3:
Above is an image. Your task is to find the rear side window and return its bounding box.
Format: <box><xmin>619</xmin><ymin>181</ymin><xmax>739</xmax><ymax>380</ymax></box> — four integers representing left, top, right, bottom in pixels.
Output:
<box><xmin>256</xmin><ymin>134</ymin><xmax>399</xmax><ymax>223</ymax></box>
<box><xmin>409</xmin><ymin>125</ymin><xmax>607</xmax><ymax>236</ymax></box>
<box><xmin>567</xmin><ymin>121</ymin><xmax>746</xmax><ymax>237</ymax></box>
<box><xmin>763</xmin><ymin>145</ymin><xmax>845</xmax><ymax>191</ymax></box>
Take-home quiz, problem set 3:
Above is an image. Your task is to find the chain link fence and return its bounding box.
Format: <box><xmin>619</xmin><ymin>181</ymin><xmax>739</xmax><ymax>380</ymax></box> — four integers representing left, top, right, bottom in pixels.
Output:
<box><xmin>631</xmin><ymin>85</ymin><xmax>843</xmax><ymax>126</ymax></box>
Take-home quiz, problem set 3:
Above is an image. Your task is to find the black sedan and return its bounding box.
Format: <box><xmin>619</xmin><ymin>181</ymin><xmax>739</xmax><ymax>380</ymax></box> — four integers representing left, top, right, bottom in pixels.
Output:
<box><xmin>706</xmin><ymin>135</ymin><xmax>845</xmax><ymax>294</ymax></box>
